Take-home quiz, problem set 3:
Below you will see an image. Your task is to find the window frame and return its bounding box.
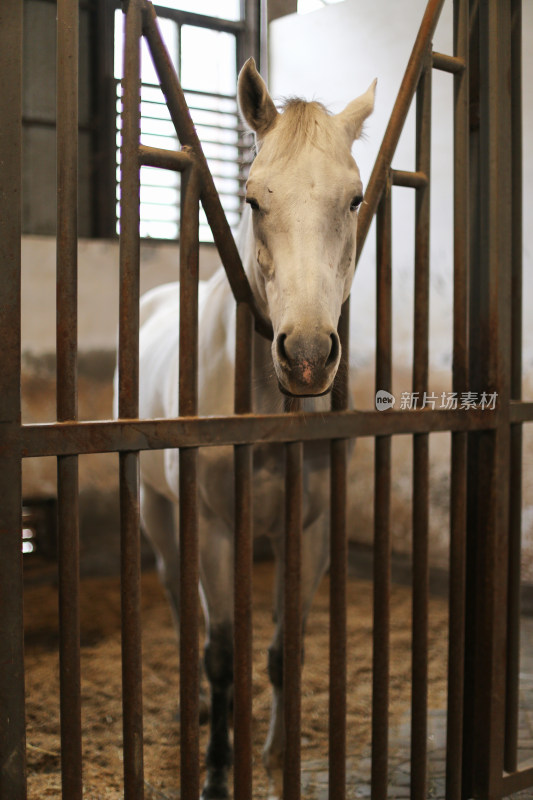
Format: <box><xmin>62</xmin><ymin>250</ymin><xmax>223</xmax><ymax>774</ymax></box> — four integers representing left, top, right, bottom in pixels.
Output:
<box><xmin>106</xmin><ymin>0</ymin><xmax>262</xmax><ymax>243</ymax></box>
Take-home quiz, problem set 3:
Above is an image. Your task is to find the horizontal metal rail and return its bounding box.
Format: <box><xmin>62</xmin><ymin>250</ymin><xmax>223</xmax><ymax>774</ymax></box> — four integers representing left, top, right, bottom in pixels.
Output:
<box><xmin>432</xmin><ymin>51</ymin><xmax>466</xmax><ymax>72</ymax></box>
<box><xmin>16</xmin><ymin>408</ymin><xmax>511</xmax><ymax>459</ymax></box>
<box><xmin>139</xmin><ymin>144</ymin><xmax>194</xmax><ymax>170</ymax></box>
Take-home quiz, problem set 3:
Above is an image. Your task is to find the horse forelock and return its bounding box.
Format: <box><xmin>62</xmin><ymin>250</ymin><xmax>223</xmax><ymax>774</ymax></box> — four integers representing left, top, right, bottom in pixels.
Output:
<box><xmin>260</xmin><ymin>98</ymin><xmax>346</xmax><ymax>163</ymax></box>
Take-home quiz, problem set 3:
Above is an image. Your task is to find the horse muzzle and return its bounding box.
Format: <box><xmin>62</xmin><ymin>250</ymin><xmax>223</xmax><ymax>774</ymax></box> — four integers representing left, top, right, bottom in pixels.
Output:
<box><xmin>273</xmin><ymin>328</ymin><xmax>341</xmax><ymax>397</ymax></box>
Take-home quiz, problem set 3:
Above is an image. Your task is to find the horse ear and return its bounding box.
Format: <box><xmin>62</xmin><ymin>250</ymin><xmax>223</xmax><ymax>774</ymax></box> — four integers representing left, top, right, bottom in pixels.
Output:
<box><xmin>336</xmin><ymin>79</ymin><xmax>377</xmax><ymax>142</ymax></box>
<box><xmin>238</xmin><ymin>58</ymin><xmax>279</xmax><ymax>139</ymax></box>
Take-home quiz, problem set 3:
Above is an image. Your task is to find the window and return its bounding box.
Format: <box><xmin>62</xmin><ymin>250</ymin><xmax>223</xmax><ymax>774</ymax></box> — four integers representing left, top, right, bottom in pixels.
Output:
<box><xmin>114</xmin><ymin>2</ymin><xmax>258</xmax><ymax>242</ymax></box>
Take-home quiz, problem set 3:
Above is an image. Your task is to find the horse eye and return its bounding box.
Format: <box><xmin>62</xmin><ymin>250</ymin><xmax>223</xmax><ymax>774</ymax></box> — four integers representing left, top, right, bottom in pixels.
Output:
<box><xmin>246</xmin><ymin>197</ymin><xmax>260</xmax><ymax>211</ymax></box>
<box><xmin>350</xmin><ymin>195</ymin><xmax>363</xmax><ymax>212</ymax></box>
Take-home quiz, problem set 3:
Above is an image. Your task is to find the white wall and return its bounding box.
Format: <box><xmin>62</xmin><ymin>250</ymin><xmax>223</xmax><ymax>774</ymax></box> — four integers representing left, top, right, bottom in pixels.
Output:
<box><xmin>21</xmin><ymin>236</ymin><xmax>221</xmax><ymax>357</ymax></box>
<box><xmin>269</xmin><ymin>0</ymin><xmax>533</xmax><ymax>385</ymax></box>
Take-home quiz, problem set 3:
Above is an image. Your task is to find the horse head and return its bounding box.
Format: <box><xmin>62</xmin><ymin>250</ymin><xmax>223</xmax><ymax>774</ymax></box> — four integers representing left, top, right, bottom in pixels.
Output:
<box><xmin>238</xmin><ymin>58</ymin><xmax>376</xmax><ymax>397</ymax></box>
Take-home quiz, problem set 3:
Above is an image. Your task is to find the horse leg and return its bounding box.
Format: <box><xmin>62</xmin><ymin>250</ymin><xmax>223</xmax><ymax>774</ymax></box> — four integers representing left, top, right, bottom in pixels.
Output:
<box><xmin>263</xmin><ymin>514</ymin><xmax>330</xmax><ymax>799</ymax></box>
<box><xmin>139</xmin><ymin>482</ymin><xmax>209</xmax><ymax>721</ymax></box>
<box><xmin>199</xmin><ymin>520</ymin><xmax>234</xmax><ymax>800</ymax></box>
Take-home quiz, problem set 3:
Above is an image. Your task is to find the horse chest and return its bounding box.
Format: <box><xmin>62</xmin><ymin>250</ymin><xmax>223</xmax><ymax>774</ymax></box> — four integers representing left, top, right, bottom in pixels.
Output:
<box><xmin>197</xmin><ymin>441</ymin><xmax>329</xmax><ymax>539</ymax></box>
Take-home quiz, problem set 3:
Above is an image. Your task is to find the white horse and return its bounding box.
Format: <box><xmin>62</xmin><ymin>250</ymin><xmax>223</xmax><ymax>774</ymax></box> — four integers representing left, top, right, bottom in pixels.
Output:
<box><xmin>133</xmin><ymin>59</ymin><xmax>375</xmax><ymax>799</ymax></box>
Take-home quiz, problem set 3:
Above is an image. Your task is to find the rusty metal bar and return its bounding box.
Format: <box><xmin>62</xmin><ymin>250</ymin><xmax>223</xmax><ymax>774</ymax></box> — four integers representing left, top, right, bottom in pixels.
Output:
<box><xmin>356</xmin><ymin>0</ymin><xmax>445</xmax><ymax>265</ymax></box>
<box><xmin>119</xmin><ymin>3</ymin><xmax>144</xmax><ymax>799</ymax></box>
<box><xmin>391</xmin><ymin>169</ymin><xmax>428</xmax><ymax>189</ymax></box>
<box><xmin>410</xmin><ymin>51</ymin><xmax>432</xmax><ymax>800</ymax></box>
<box><xmin>284</xmin><ymin>436</ymin><xmax>303</xmax><ymax>800</ymax></box>
<box><xmin>56</xmin><ymin>1</ymin><xmax>83</xmax><ymax>797</ymax></box>
<box><xmin>139</xmin><ymin>144</ymin><xmax>195</xmax><ymax>171</ymax></box>
<box><xmin>470</xmin><ymin>2</ymin><xmax>513</xmax><ymax>795</ymax></box>
<box><xmin>178</xmin><ymin>163</ymin><xmax>201</xmax><ymax>800</ymax></box>
<box><xmin>501</xmin><ymin>765</ymin><xmax>533</xmax><ymax>796</ymax></box>
<box><xmin>0</xmin><ymin>1</ymin><xmax>25</xmax><ymax>798</ymax></box>
<box><xmin>504</xmin><ymin>0</ymin><xmax>523</xmax><ymax>775</ymax></box>
<box><xmin>19</xmin><ymin>406</ymin><xmax>503</xmax><ymax>459</ymax></box>
<box><xmin>445</xmin><ymin>2</ymin><xmax>469</xmax><ymax>798</ymax></box>
<box><xmin>510</xmin><ymin>402</ymin><xmax>533</xmax><ymax>424</ymax></box>
<box><xmin>120</xmin><ymin>450</ymin><xmax>144</xmax><ymax>800</ymax></box>
<box><xmin>371</xmin><ymin>178</ymin><xmax>392</xmax><ymax>800</ymax></box>
<box><xmin>141</xmin><ymin>1</ymin><xmax>273</xmax><ymax>341</ymax></box>
<box><xmin>233</xmin><ymin>301</ymin><xmax>254</xmax><ymax>800</ymax></box>
<box><xmin>118</xmin><ymin>0</ymin><xmax>141</xmax><ymax>421</ymax></box>
<box><xmin>432</xmin><ymin>51</ymin><xmax>466</xmax><ymax>73</ymax></box>
<box><xmin>328</xmin><ymin>300</ymin><xmax>350</xmax><ymax>799</ymax></box>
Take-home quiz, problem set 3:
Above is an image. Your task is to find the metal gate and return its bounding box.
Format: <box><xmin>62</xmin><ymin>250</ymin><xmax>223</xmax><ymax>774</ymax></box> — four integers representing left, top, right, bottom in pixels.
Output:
<box><xmin>1</xmin><ymin>0</ymin><xmax>532</xmax><ymax>798</ymax></box>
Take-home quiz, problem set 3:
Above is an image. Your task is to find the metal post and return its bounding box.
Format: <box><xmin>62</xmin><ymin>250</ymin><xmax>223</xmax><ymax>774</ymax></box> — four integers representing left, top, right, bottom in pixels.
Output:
<box><xmin>504</xmin><ymin>0</ymin><xmax>523</xmax><ymax>775</ymax></box>
<box><xmin>119</xmin><ymin>3</ymin><xmax>144</xmax><ymax>798</ymax></box>
<box><xmin>329</xmin><ymin>298</ymin><xmax>350</xmax><ymax>800</ymax></box>
<box><xmin>56</xmin><ymin>1</ymin><xmax>83</xmax><ymax>796</ymax></box>
<box><xmin>465</xmin><ymin>2</ymin><xmax>513</xmax><ymax>796</ymax></box>
<box><xmin>233</xmin><ymin>302</ymin><xmax>254</xmax><ymax>800</ymax></box>
<box><xmin>178</xmin><ymin>164</ymin><xmax>201</xmax><ymax>800</ymax></box>
<box><xmin>445</xmin><ymin>2</ymin><xmax>469</xmax><ymax>798</ymax></box>
<box><xmin>371</xmin><ymin>177</ymin><xmax>392</xmax><ymax>800</ymax></box>
<box><xmin>283</xmin><ymin>436</ymin><xmax>303</xmax><ymax>800</ymax></box>
<box><xmin>410</xmin><ymin>50</ymin><xmax>432</xmax><ymax>800</ymax></box>
<box><xmin>0</xmin><ymin>2</ymin><xmax>25</xmax><ymax>796</ymax></box>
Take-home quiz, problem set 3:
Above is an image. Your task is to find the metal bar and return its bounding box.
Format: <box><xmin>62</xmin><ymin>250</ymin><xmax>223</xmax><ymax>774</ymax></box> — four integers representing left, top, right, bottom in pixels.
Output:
<box><xmin>178</xmin><ymin>163</ymin><xmax>201</xmax><ymax>800</ymax></box>
<box><xmin>233</xmin><ymin>302</ymin><xmax>254</xmax><ymax>800</ymax></box>
<box><xmin>20</xmin><ymin>407</ymin><xmax>502</xmax><ymax>459</ymax></box>
<box><xmin>471</xmin><ymin>2</ymin><xmax>513</xmax><ymax>795</ymax></box>
<box><xmin>445</xmin><ymin>2</ymin><xmax>469</xmax><ymax>798</ymax></box>
<box><xmin>119</xmin><ymin>4</ymin><xmax>144</xmax><ymax>799</ymax></box>
<box><xmin>179</xmin><ymin>166</ymin><xmax>200</xmax><ymax>418</ymax></box>
<box><xmin>120</xmin><ymin>450</ymin><xmax>144</xmax><ymax>800</ymax></box>
<box><xmin>500</xmin><ymin>765</ymin><xmax>533</xmax><ymax>795</ymax></box>
<box><xmin>410</xmin><ymin>51</ymin><xmax>432</xmax><ymax>800</ymax></box>
<box><xmin>432</xmin><ymin>51</ymin><xmax>466</xmax><ymax>73</ymax></box>
<box><xmin>284</xmin><ymin>439</ymin><xmax>303</xmax><ymax>800</ymax></box>
<box><xmin>151</xmin><ymin>4</ymin><xmax>245</xmax><ymax>34</ymax></box>
<box><xmin>178</xmin><ymin>451</ymin><xmax>200</xmax><ymax>800</ymax></box>
<box><xmin>391</xmin><ymin>169</ymin><xmax>428</xmax><ymax>189</ymax></box>
<box><xmin>56</xmin><ymin>0</ymin><xmax>79</xmax><ymax>423</ymax></box>
<box><xmin>0</xmin><ymin>1</ymin><xmax>25</xmax><ymax>797</ymax></box>
<box><xmin>139</xmin><ymin>144</ymin><xmax>194</xmax><ymax>171</ymax></box>
<box><xmin>510</xmin><ymin>401</ymin><xmax>533</xmax><ymax>423</ymax></box>
<box><xmin>118</xmin><ymin>0</ymin><xmax>142</xmax><ymax>422</ymax></box>
<box><xmin>371</xmin><ymin>179</ymin><xmax>392</xmax><ymax>800</ymax></box>
<box><xmin>355</xmin><ymin>0</ymin><xmax>445</xmax><ymax>265</ymax></box>
<box><xmin>56</xmin><ymin>457</ymin><xmax>82</xmax><ymax>799</ymax></box>
<box><xmin>462</xmin><ymin>5</ymin><xmax>481</xmax><ymax>793</ymax></box>
<box><xmin>504</xmin><ymin>0</ymin><xmax>523</xmax><ymax>774</ymax></box>
<box><xmin>141</xmin><ymin>2</ymin><xmax>273</xmax><ymax>340</ymax></box>
<box><xmin>328</xmin><ymin>299</ymin><xmax>350</xmax><ymax>799</ymax></box>
<box><xmin>56</xmin><ymin>2</ymin><xmax>83</xmax><ymax>797</ymax></box>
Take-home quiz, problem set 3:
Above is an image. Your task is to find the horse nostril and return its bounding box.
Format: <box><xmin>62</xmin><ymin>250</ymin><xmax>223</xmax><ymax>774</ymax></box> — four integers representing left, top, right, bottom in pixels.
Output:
<box><xmin>326</xmin><ymin>332</ymin><xmax>340</xmax><ymax>368</ymax></box>
<box><xmin>276</xmin><ymin>333</ymin><xmax>289</xmax><ymax>366</ymax></box>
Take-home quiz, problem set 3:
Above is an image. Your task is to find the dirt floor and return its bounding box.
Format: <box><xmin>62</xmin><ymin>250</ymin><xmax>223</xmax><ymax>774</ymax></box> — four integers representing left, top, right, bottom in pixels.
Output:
<box><xmin>24</xmin><ymin>562</ymin><xmax>449</xmax><ymax>799</ymax></box>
